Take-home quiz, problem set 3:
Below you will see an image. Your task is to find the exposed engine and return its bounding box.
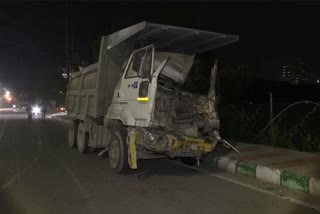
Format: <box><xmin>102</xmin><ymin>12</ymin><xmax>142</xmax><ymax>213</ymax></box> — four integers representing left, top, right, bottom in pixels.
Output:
<box><xmin>151</xmin><ymin>76</ymin><xmax>220</xmax><ymax>138</ymax></box>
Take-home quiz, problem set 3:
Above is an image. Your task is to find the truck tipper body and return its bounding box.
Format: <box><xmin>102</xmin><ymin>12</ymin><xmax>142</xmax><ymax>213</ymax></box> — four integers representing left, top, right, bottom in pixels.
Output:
<box><xmin>65</xmin><ymin>22</ymin><xmax>238</xmax><ymax>173</ymax></box>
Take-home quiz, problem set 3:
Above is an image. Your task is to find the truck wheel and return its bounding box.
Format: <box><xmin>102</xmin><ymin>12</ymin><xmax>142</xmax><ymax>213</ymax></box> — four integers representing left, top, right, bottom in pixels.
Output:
<box><xmin>77</xmin><ymin>122</ymin><xmax>89</xmax><ymax>153</ymax></box>
<box><xmin>108</xmin><ymin>128</ymin><xmax>129</xmax><ymax>174</ymax></box>
<box><xmin>68</xmin><ymin>121</ymin><xmax>77</xmax><ymax>148</ymax></box>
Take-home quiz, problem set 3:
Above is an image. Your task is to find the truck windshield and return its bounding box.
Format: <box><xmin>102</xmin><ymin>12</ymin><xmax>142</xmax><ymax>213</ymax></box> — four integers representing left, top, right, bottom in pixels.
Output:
<box><xmin>125</xmin><ymin>47</ymin><xmax>152</xmax><ymax>79</ymax></box>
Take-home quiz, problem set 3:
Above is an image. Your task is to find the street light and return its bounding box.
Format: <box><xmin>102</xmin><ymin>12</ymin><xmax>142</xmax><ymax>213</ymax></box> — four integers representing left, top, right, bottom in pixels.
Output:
<box><xmin>4</xmin><ymin>90</ymin><xmax>12</xmax><ymax>102</ymax></box>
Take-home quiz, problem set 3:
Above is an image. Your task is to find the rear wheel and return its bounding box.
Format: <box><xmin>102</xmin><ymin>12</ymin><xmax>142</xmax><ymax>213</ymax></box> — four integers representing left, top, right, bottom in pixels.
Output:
<box><xmin>77</xmin><ymin>122</ymin><xmax>89</xmax><ymax>153</ymax></box>
<box><xmin>108</xmin><ymin>127</ymin><xmax>129</xmax><ymax>174</ymax></box>
<box><xmin>68</xmin><ymin>121</ymin><xmax>77</xmax><ymax>148</ymax></box>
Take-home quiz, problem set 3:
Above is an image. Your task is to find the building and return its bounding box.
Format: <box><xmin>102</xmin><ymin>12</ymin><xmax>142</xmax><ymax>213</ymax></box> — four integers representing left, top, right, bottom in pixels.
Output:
<box><xmin>281</xmin><ymin>57</ymin><xmax>307</xmax><ymax>85</ymax></box>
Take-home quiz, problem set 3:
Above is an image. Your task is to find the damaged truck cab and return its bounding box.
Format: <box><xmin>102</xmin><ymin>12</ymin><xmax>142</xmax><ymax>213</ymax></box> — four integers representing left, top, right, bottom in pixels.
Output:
<box><xmin>66</xmin><ymin>22</ymin><xmax>238</xmax><ymax>173</ymax></box>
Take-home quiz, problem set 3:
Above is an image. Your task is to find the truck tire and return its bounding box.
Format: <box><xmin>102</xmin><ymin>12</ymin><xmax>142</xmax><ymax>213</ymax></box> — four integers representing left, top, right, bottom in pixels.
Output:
<box><xmin>68</xmin><ymin>121</ymin><xmax>77</xmax><ymax>148</ymax></box>
<box><xmin>77</xmin><ymin>122</ymin><xmax>89</xmax><ymax>153</ymax></box>
<box><xmin>108</xmin><ymin>127</ymin><xmax>129</xmax><ymax>174</ymax></box>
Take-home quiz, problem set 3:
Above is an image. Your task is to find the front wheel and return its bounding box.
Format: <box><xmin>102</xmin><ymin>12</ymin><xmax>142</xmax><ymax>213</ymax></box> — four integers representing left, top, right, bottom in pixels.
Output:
<box><xmin>108</xmin><ymin>128</ymin><xmax>129</xmax><ymax>174</ymax></box>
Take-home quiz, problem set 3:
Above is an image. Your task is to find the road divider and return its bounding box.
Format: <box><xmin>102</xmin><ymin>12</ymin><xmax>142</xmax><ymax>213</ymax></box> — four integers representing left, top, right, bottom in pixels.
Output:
<box><xmin>256</xmin><ymin>165</ymin><xmax>281</xmax><ymax>185</ymax></box>
<box><xmin>206</xmin><ymin>154</ymin><xmax>320</xmax><ymax>196</ymax></box>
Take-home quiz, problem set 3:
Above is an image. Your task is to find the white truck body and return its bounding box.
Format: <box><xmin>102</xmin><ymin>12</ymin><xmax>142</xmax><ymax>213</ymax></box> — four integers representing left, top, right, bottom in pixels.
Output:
<box><xmin>65</xmin><ymin>22</ymin><xmax>238</xmax><ymax>173</ymax></box>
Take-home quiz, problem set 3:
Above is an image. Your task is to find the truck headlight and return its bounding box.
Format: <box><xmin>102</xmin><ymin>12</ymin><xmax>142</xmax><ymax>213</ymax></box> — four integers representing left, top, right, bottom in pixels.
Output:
<box><xmin>147</xmin><ymin>132</ymin><xmax>155</xmax><ymax>142</ymax></box>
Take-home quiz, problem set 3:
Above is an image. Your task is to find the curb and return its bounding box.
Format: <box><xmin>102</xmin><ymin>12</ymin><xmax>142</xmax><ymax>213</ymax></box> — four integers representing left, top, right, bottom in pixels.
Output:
<box><xmin>236</xmin><ymin>162</ymin><xmax>256</xmax><ymax>177</ymax></box>
<box><xmin>310</xmin><ymin>178</ymin><xmax>320</xmax><ymax>195</ymax></box>
<box><xmin>212</xmin><ymin>156</ymin><xmax>320</xmax><ymax>196</ymax></box>
<box><xmin>217</xmin><ymin>157</ymin><xmax>237</xmax><ymax>173</ymax></box>
<box><xmin>281</xmin><ymin>170</ymin><xmax>309</xmax><ymax>192</ymax></box>
<box><xmin>256</xmin><ymin>165</ymin><xmax>281</xmax><ymax>185</ymax></box>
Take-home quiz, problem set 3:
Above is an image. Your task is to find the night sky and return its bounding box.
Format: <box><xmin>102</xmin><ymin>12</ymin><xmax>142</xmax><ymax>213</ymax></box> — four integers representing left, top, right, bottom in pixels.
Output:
<box><xmin>1</xmin><ymin>2</ymin><xmax>320</xmax><ymax>94</ymax></box>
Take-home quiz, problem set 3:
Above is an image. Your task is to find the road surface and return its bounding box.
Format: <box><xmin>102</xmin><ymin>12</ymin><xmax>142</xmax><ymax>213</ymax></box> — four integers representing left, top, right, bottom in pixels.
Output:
<box><xmin>0</xmin><ymin>110</ymin><xmax>319</xmax><ymax>214</ymax></box>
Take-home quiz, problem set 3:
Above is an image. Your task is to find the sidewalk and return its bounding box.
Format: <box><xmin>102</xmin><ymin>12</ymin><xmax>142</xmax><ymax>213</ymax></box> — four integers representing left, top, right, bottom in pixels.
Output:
<box><xmin>208</xmin><ymin>142</ymin><xmax>320</xmax><ymax>196</ymax></box>
<box><xmin>50</xmin><ymin>115</ymin><xmax>320</xmax><ymax>196</ymax></box>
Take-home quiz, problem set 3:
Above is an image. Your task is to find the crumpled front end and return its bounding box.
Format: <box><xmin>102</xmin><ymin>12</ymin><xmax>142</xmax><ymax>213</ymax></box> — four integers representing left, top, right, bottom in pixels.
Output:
<box><xmin>132</xmin><ymin>128</ymin><xmax>217</xmax><ymax>157</ymax></box>
<box><xmin>152</xmin><ymin>89</ymin><xmax>220</xmax><ymax>138</ymax></box>
<box><xmin>126</xmin><ymin>127</ymin><xmax>220</xmax><ymax>169</ymax></box>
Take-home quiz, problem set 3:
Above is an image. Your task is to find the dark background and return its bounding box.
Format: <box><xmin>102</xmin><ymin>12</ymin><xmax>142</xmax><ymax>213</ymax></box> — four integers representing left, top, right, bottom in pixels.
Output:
<box><xmin>0</xmin><ymin>1</ymin><xmax>320</xmax><ymax>103</ymax></box>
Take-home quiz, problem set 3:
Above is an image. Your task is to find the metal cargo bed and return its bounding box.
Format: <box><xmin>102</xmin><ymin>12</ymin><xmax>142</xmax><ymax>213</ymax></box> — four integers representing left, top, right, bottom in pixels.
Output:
<box><xmin>66</xmin><ymin>63</ymin><xmax>99</xmax><ymax>119</ymax></box>
<box><xmin>107</xmin><ymin>22</ymin><xmax>239</xmax><ymax>54</ymax></box>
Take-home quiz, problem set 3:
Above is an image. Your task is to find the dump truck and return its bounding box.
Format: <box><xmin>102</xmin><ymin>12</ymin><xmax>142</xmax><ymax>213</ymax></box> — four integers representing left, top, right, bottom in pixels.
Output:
<box><xmin>65</xmin><ymin>22</ymin><xmax>239</xmax><ymax>173</ymax></box>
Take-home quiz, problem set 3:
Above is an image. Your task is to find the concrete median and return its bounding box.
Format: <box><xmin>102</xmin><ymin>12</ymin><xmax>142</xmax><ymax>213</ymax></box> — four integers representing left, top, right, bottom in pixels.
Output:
<box><xmin>209</xmin><ymin>142</ymin><xmax>320</xmax><ymax>196</ymax></box>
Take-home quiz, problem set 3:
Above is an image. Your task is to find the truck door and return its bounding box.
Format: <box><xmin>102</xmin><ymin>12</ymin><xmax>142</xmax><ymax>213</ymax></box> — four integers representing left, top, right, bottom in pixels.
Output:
<box><xmin>118</xmin><ymin>45</ymin><xmax>154</xmax><ymax>121</ymax></box>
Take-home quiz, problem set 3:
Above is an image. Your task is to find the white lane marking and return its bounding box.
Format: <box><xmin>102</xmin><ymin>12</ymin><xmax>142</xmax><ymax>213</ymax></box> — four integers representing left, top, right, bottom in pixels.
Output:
<box><xmin>0</xmin><ymin>119</ymin><xmax>7</xmax><ymax>140</ymax></box>
<box><xmin>169</xmin><ymin>160</ymin><xmax>320</xmax><ymax>211</ymax></box>
<box><xmin>1</xmin><ymin>175</ymin><xmax>17</xmax><ymax>189</ymax></box>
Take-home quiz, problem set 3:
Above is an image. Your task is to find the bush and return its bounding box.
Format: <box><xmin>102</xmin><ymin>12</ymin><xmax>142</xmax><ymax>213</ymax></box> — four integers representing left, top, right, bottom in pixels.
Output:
<box><xmin>219</xmin><ymin>104</ymin><xmax>268</xmax><ymax>142</ymax></box>
<box><xmin>219</xmin><ymin>103</ymin><xmax>320</xmax><ymax>152</ymax></box>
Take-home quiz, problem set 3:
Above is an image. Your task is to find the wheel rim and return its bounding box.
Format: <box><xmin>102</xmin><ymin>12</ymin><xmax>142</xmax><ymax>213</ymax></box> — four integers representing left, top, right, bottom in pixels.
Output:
<box><xmin>109</xmin><ymin>138</ymin><xmax>120</xmax><ymax>169</ymax></box>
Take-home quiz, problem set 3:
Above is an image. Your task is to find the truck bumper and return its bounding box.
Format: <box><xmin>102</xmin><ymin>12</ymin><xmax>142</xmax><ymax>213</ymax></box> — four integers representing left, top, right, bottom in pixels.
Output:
<box><xmin>126</xmin><ymin>128</ymin><xmax>217</xmax><ymax>169</ymax></box>
<box><xmin>166</xmin><ymin>134</ymin><xmax>216</xmax><ymax>157</ymax></box>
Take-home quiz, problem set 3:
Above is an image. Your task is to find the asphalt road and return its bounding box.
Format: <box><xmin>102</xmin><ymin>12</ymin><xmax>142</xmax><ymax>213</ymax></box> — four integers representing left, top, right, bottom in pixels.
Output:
<box><xmin>0</xmin><ymin>111</ymin><xmax>319</xmax><ymax>214</ymax></box>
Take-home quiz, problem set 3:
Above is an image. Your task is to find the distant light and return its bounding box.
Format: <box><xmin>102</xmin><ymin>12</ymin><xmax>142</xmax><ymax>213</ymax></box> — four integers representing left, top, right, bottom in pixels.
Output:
<box><xmin>317</xmin><ymin>80</ymin><xmax>320</xmax><ymax>83</ymax></box>
<box><xmin>32</xmin><ymin>106</ymin><xmax>40</xmax><ymax>115</ymax></box>
<box><xmin>5</xmin><ymin>91</ymin><xmax>10</xmax><ymax>96</ymax></box>
<box><xmin>12</xmin><ymin>104</ymin><xmax>16</xmax><ymax>108</ymax></box>
<box><xmin>62</xmin><ymin>73</ymin><xmax>68</xmax><ymax>79</ymax></box>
